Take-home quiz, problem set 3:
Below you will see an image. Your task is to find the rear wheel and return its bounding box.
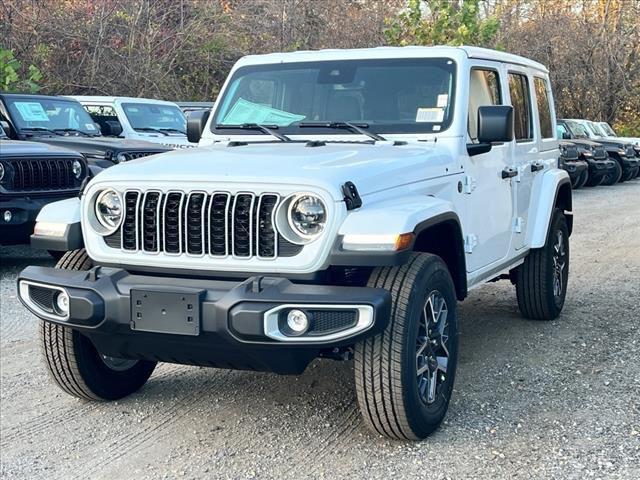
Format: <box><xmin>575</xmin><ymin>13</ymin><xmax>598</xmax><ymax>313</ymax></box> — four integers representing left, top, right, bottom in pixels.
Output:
<box><xmin>601</xmin><ymin>161</ymin><xmax>622</xmax><ymax>186</ymax></box>
<box><xmin>40</xmin><ymin>249</ymin><xmax>157</xmax><ymax>400</ymax></box>
<box><xmin>354</xmin><ymin>253</ymin><xmax>458</xmax><ymax>440</ymax></box>
<box><xmin>515</xmin><ymin>209</ymin><xmax>569</xmax><ymax>320</ymax></box>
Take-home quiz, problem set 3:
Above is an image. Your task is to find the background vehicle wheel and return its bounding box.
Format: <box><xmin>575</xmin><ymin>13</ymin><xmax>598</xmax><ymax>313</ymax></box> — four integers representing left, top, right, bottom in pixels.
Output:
<box><xmin>585</xmin><ymin>172</ymin><xmax>603</xmax><ymax>187</ymax></box>
<box><xmin>576</xmin><ymin>169</ymin><xmax>589</xmax><ymax>189</ymax></box>
<box><xmin>632</xmin><ymin>166</ymin><xmax>640</xmax><ymax>179</ymax></box>
<box><xmin>40</xmin><ymin>249</ymin><xmax>157</xmax><ymax>400</ymax></box>
<box><xmin>516</xmin><ymin>208</ymin><xmax>569</xmax><ymax>320</ymax></box>
<box><xmin>623</xmin><ymin>166</ymin><xmax>638</xmax><ymax>181</ymax></box>
<box><xmin>601</xmin><ymin>161</ymin><xmax>622</xmax><ymax>186</ymax></box>
<box><xmin>354</xmin><ymin>253</ymin><xmax>458</xmax><ymax>440</ymax></box>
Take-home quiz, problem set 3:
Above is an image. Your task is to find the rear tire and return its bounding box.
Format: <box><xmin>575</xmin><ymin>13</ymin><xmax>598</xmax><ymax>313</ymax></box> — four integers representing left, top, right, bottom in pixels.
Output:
<box><xmin>354</xmin><ymin>253</ymin><xmax>458</xmax><ymax>440</ymax></box>
<box><xmin>515</xmin><ymin>209</ymin><xmax>569</xmax><ymax>320</ymax></box>
<box><xmin>40</xmin><ymin>249</ymin><xmax>157</xmax><ymax>400</ymax></box>
<box><xmin>601</xmin><ymin>160</ymin><xmax>622</xmax><ymax>186</ymax></box>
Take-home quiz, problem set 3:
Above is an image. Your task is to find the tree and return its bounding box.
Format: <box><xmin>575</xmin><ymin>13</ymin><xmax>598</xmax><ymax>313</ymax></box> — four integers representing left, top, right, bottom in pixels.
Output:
<box><xmin>0</xmin><ymin>48</ymin><xmax>42</xmax><ymax>92</ymax></box>
<box><xmin>384</xmin><ymin>0</ymin><xmax>499</xmax><ymax>47</ymax></box>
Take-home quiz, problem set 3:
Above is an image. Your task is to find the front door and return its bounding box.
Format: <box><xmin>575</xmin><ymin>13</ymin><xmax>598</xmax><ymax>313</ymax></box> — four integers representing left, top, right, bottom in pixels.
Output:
<box><xmin>465</xmin><ymin>63</ymin><xmax>515</xmax><ymax>272</ymax></box>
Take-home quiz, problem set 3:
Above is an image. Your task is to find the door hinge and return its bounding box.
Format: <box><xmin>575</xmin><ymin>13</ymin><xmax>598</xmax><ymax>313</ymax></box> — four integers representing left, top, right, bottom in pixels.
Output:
<box><xmin>464</xmin><ymin>234</ymin><xmax>478</xmax><ymax>253</ymax></box>
<box><xmin>462</xmin><ymin>175</ymin><xmax>477</xmax><ymax>194</ymax></box>
<box><xmin>513</xmin><ymin>216</ymin><xmax>524</xmax><ymax>233</ymax></box>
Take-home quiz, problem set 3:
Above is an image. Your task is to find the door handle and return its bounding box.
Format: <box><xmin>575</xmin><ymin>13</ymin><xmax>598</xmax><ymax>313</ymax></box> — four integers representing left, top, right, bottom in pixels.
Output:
<box><xmin>501</xmin><ymin>167</ymin><xmax>518</xmax><ymax>179</ymax></box>
<box><xmin>531</xmin><ymin>162</ymin><xmax>544</xmax><ymax>173</ymax></box>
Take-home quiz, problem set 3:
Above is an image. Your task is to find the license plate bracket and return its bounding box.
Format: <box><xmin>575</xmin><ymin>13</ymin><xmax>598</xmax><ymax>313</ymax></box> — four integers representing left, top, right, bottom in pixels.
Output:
<box><xmin>130</xmin><ymin>288</ymin><xmax>204</xmax><ymax>336</ymax></box>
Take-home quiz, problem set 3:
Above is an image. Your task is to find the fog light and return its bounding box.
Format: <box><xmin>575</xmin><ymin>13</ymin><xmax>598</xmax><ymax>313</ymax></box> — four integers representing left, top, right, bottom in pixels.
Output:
<box><xmin>3</xmin><ymin>210</ymin><xmax>11</xmax><ymax>223</ymax></box>
<box><xmin>55</xmin><ymin>290</ymin><xmax>70</xmax><ymax>316</ymax></box>
<box><xmin>286</xmin><ymin>309</ymin><xmax>309</xmax><ymax>334</ymax></box>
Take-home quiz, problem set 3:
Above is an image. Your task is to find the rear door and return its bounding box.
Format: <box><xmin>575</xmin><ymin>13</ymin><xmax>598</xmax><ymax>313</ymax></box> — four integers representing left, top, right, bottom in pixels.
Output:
<box><xmin>506</xmin><ymin>69</ymin><xmax>538</xmax><ymax>250</ymax></box>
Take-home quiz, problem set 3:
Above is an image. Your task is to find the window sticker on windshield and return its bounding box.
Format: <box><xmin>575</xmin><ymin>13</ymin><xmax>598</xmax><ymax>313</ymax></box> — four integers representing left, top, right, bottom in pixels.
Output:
<box><xmin>15</xmin><ymin>102</ymin><xmax>50</xmax><ymax>122</ymax></box>
<box><xmin>85</xmin><ymin>123</ymin><xmax>96</xmax><ymax>130</ymax></box>
<box><xmin>223</xmin><ymin>98</ymin><xmax>305</xmax><ymax>126</ymax></box>
<box><xmin>437</xmin><ymin>94</ymin><xmax>449</xmax><ymax>108</ymax></box>
<box><xmin>416</xmin><ymin>108</ymin><xmax>444</xmax><ymax>123</ymax></box>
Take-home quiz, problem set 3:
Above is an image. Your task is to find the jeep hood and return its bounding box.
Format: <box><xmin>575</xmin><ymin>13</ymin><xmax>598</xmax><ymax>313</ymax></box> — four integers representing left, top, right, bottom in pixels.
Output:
<box><xmin>90</xmin><ymin>142</ymin><xmax>453</xmax><ymax>200</ymax></box>
<box><xmin>32</xmin><ymin>136</ymin><xmax>170</xmax><ymax>156</ymax></box>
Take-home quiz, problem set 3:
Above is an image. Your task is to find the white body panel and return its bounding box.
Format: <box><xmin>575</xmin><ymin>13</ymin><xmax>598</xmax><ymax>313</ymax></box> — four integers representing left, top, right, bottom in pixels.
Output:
<box><xmin>34</xmin><ymin>46</ymin><xmax>569</xmax><ymax>293</ymax></box>
<box><xmin>71</xmin><ymin>96</ymin><xmax>195</xmax><ymax>148</ymax></box>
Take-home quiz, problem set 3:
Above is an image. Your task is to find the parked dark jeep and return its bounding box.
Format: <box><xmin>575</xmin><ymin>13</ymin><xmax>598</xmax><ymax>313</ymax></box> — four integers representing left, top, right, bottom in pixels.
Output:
<box><xmin>561</xmin><ymin>119</ymin><xmax>639</xmax><ymax>183</ymax></box>
<box><xmin>0</xmin><ymin>93</ymin><xmax>171</xmax><ymax>169</ymax></box>
<box><xmin>0</xmin><ymin>139</ymin><xmax>88</xmax><ymax>257</ymax></box>
<box><xmin>559</xmin><ymin>141</ymin><xmax>588</xmax><ymax>188</ymax></box>
<box><xmin>556</xmin><ymin>120</ymin><xmax>619</xmax><ymax>186</ymax></box>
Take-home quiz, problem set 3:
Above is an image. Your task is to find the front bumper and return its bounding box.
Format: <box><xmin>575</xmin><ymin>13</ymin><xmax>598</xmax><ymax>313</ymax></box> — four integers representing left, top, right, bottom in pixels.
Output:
<box><xmin>17</xmin><ymin>266</ymin><xmax>391</xmax><ymax>374</ymax></box>
<box><xmin>0</xmin><ymin>195</ymin><xmax>72</xmax><ymax>245</ymax></box>
<box><xmin>585</xmin><ymin>157</ymin><xmax>616</xmax><ymax>180</ymax></box>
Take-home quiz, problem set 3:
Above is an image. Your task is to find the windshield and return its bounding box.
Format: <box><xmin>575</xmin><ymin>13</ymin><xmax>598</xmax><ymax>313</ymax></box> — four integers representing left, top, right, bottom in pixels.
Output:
<box><xmin>122</xmin><ymin>103</ymin><xmax>186</xmax><ymax>133</ymax></box>
<box><xmin>563</xmin><ymin>121</ymin><xmax>588</xmax><ymax>139</ymax></box>
<box><xmin>583</xmin><ymin>121</ymin><xmax>603</xmax><ymax>137</ymax></box>
<box><xmin>212</xmin><ymin>58</ymin><xmax>457</xmax><ymax>135</ymax></box>
<box><xmin>599</xmin><ymin>122</ymin><xmax>616</xmax><ymax>136</ymax></box>
<box><xmin>6</xmin><ymin>97</ymin><xmax>99</xmax><ymax>135</ymax></box>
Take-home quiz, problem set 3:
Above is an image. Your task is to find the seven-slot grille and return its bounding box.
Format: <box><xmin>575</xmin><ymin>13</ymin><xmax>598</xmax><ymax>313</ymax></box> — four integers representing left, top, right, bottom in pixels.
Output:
<box><xmin>625</xmin><ymin>146</ymin><xmax>635</xmax><ymax>157</ymax></box>
<box><xmin>593</xmin><ymin>146</ymin><xmax>606</xmax><ymax>159</ymax></box>
<box><xmin>113</xmin><ymin>190</ymin><xmax>285</xmax><ymax>259</ymax></box>
<box><xmin>3</xmin><ymin>157</ymin><xmax>84</xmax><ymax>191</ymax></box>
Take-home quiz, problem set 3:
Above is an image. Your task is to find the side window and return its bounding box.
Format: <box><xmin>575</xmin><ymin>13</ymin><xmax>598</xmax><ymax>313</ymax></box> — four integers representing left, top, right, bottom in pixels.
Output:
<box><xmin>468</xmin><ymin>68</ymin><xmax>501</xmax><ymax>140</ymax></box>
<box><xmin>534</xmin><ymin>77</ymin><xmax>553</xmax><ymax>139</ymax></box>
<box><xmin>84</xmin><ymin>104</ymin><xmax>120</xmax><ymax>132</ymax></box>
<box><xmin>508</xmin><ymin>73</ymin><xmax>533</xmax><ymax>141</ymax></box>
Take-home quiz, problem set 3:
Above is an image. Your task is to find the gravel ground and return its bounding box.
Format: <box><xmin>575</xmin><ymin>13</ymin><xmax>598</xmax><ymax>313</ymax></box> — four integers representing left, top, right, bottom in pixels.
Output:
<box><xmin>1</xmin><ymin>181</ymin><xmax>639</xmax><ymax>480</ymax></box>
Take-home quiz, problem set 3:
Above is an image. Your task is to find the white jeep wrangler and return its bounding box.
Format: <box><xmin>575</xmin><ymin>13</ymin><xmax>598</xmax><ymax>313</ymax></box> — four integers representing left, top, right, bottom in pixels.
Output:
<box><xmin>18</xmin><ymin>46</ymin><xmax>571</xmax><ymax>440</ymax></box>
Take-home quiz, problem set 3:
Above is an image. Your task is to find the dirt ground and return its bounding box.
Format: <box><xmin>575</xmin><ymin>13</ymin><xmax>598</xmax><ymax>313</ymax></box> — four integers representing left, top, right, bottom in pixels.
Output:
<box><xmin>1</xmin><ymin>181</ymin><xmax>639</xmax><ymax>480</ymax></box>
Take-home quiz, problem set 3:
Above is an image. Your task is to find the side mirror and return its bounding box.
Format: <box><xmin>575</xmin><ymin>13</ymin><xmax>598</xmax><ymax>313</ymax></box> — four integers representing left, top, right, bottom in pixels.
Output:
<box><xmin>101</xmin><ymin>120</ymin><xmax>123</xmax><ymax>137</ymax></box>
<box><xmin>187</xmin><ymin>109</ymin><xmax>210</xmax><ymax>143</ymax></box>
<box><xmin>0</xmin><ymin>120</ymin><xmax>11</xmax><ymax>137</ymax></box>
<box><xmin>562</xmin><ymin>132</ymin><xmax>571</xmax><ymax>140</ymax></box>
<box><xmin>477</xmin><ymin>105</ymin><xmax>514</xmax><ymax>143</ymax></box>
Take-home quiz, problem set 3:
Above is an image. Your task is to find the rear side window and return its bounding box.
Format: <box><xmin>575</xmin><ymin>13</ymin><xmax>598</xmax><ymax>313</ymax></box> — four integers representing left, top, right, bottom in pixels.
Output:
<box><xmin>534</xmin><ymin>78</ymin><xmax>553</xmax><ymax>139</ymax></box>
<box><xmin>508</xmin><ymin>73</ymin><xmax>533</xmax><ymax>141</ymax></box>
<box><xmin>468</xmin><ymin>68</ymin><xmax>501</xmax><ymax>141</ymax></box>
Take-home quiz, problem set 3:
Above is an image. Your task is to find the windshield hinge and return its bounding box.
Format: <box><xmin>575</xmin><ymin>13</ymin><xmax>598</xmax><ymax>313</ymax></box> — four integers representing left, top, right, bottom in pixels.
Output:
<box><xmin>342</xmin><ymin>181</ymin><xmax>362</xmax><ymax>210</ymax></box>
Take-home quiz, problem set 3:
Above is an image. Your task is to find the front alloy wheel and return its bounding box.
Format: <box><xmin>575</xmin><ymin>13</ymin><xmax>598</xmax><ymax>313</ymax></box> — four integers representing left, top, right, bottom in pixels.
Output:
<box><xmin>416</xmin><ymin>291</ymin><xmax>450</xmax><ymax>405</ymax></box>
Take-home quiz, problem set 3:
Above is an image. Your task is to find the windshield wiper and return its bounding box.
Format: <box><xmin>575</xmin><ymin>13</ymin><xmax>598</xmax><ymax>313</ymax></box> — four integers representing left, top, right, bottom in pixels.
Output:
<box><xmin>134</xmin><ymin>127</ymin><xmax>169</xmax><ymax>136</ymax></box>
<box><xmin>53</xmin><ymin>128</ymin><xmax>93</xmax><ymax>137</ymax></box>
<box><xmin>215</xmin><ymin>123</ymin><xmax>291</xmax><ymax>142</ymax></box>
<box><xmin>159</xmin><ymin>127</ymin><xmax>187</xmax><ymax>135</ymax></box>
<box><xmin>299</xmin><ymin>121</ymin><xmax>386</xmax><ymax>142</ymax></box>
<box><xmin>21</xmin><ymin>127</ymin><xmax>62</xmax><ymax>136</ymax></box>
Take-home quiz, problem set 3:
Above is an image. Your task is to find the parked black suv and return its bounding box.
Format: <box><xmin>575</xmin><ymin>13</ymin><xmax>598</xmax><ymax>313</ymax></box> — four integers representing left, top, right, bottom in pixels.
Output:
<box><xmin>557</xmin><ymin>120</ymin><xmax>619</xmax><ymax>186</ymax></box>
<box><xmin>0</xmin><ymin>139</ymin><xmax>88</xmax><ymax>255</ymax></box>
<box><xmin>559</xmin><ymin>141</ymin><xmax>588</xmax><ymax>188</ymax></box>
<box><xmin>0</xmin><ymin>93</ymin><xmax>171</xmax><ymax>168</ymax></box>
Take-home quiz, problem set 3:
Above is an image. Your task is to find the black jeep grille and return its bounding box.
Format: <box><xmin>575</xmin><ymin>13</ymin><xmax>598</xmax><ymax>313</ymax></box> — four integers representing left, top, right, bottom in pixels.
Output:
<box><xmin>593</xmin><ymin>146</ymin><xmax>607</xmax><ymax>159</ymax></box>
<box><xmin>2</xmin><ymin>157</ymin><xmax>86</xmax><ymax>192</ymax></box>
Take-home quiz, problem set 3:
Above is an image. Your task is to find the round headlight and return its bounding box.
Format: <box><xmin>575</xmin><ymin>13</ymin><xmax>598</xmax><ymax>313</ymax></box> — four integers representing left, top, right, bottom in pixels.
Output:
<box><xmin>288</xmin><ymin>195</ymin><xmax>326</xmax><ymax>239</ymax></box>
<box><xmin>72</xmin><ymin>159</ymin><xmax>82</xmax><ymax>179</ymax></box>
<box><xmin>116</xmin><ymin>152</ymin><xmax>128</xmax><ymax>163</ymax></box>
<box><xmin>95</xmin><ymin>189</ymin><xmax>123</xmax><ymax>234</ymax></box>
<box><xmin>0</xmin><ymin>162</ymin><xmax>4</xmax><ymax>182</ymax></box>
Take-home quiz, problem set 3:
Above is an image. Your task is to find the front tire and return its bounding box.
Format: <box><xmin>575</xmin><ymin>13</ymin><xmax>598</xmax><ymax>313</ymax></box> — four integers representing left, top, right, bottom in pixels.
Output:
<box><xmin>576</xmin><ymin>169</ymin><xmax>589</xmax><ymax>189</ymax></box>
<box><xmin>601</xmin><ymin>160</ymin><xmax>622</xmax><ymax>186</ymax></box>
<box><xmin>516</xmin><ymin>209</ymin><xmax>569</xmax><ymax>320</ymax></box>
<box><xmin>41</xmin><ymin>249</ymin><xmax>157</xmax><ymax>400</ymax></box>
<box><xmin>354</xmin><ymin>253</ymin><xmax>458</xmax><ymax>440</ymax></box>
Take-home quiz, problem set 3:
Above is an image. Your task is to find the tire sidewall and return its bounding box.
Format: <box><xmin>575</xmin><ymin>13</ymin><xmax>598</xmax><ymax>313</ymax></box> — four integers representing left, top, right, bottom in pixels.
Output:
<box><xmin>545</xmin><ymin>210</ymin><xmax>570</xmax><ymax>314</ymax></box>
